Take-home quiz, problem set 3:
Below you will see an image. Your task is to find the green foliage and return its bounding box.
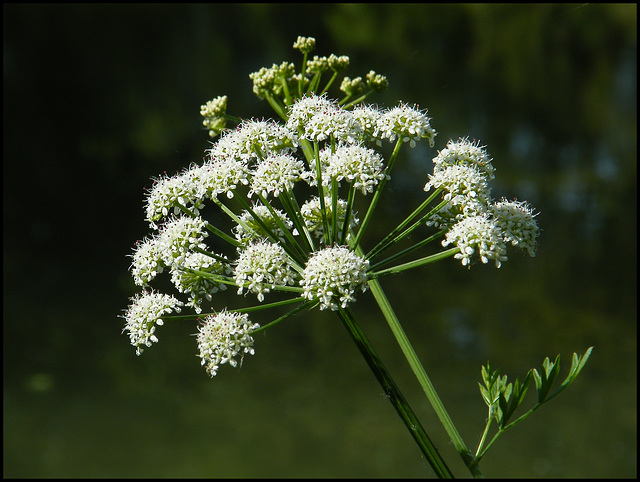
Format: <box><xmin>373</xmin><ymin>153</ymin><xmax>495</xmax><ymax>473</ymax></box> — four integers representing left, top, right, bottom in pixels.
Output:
<box><xmin>477</xmin><ymin>347</ymin><xmax>594</xmax><ymax>459</ymax></box>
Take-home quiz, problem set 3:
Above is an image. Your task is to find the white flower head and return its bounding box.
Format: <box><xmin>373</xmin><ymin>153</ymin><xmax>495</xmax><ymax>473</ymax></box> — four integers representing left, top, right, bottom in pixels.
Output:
<box><xmin>378</xmin><ymin>102</ymin><xmax>436</xmax><ymax>148</ymax></box>
<box><xmin>233</xmin><ymin>205</ymin><xmax>294</xmax><ymax>245</ymax></box>
<box><xmin>170</xmin><ymin>252</ymin><xmax>232</xmax><ymax>313</ymax></box>
<box><xmin>196</xmin><ymin>311</ymin><xmax>260</xmax><ymax>377</ymax></box>
<box><xmin>433</xmin><ymin>138</ymin><xmax>495</xmax><ymax>180</ymax></box>
<box><xmin>157</xmin><ymin>216</ymin><xmax>209</xmax><ymax>268</ymax></box>
<box><xmin>209</xmin><ymin>120</ymin><xmax>297</xmax><ymax>165</ymax></box>
<box><xmin>190</xmin><ymin>156</ymin><xmax>249</xmax><ymax>201</ymax></box>
<box><xmin>307</xmin><ymin>144</ymin><xmax>387</xmax><ymax>195</ymax></box>
<box><xmin>249</xmin><ymin>153</ymin><xmax>307</xmax><ymax>198</ymax></box>
<box><xmin>286</xmin><ymin>94</ymin><xmax>337</xmax><ymax>133</ymax></box>
<box><xmin>303</xmin><ymin>107</ymin><xmax>363</xmax><ymax>144</ymax></box>
<box><xmin>424</xmin><ymin>164</ymin><xmax>492</xmax><ymax>214</ymax></box>
<box><xmin>130</xmin><ymin>235</ymin><xmax>165</xmax><ymax>286</ymax></box>
<box><xmin>122</xmin><ymin>290</ymin><xmax>182</xmax><ymax>355</ymax></box>
<box><xmin>490</xmin><ymin>199</ymin><xmax>540</xmax><ymax>257</ymax></box>
<box><xmin>443</xmin><ymin>213</ymin><xmax>508</xmax><ymax>268</ymax></box>
<box><xmin>300</xmin><ymin>196</ymin><xmax>359</xmax><ymax>240</ymax></box>
<box><xmin>144</xmin><ymin>169</ymin><xmax>201</xmax><ymax>228</ymax></box>
<box><xmin>234</xmin><ymin>240</ymin><xmax>296</xmax><ymax>302</ymax></box>
<box><xmin>300</xmin><ymin>246</ymin><xmax>369</xmax><ymax>311</ymax></box>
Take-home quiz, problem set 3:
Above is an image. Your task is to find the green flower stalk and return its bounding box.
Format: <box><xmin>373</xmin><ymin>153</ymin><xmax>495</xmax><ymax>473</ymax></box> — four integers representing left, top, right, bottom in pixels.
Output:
<box><xmin>123</xmin><ymin>36</ymin><xmax>590</xmax><ymax>478</ymax></box>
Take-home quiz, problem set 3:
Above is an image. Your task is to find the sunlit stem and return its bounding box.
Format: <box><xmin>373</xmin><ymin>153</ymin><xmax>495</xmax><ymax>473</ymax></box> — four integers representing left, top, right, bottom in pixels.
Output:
<box><xmin>353</xmin><ymin>138</ymin><xmax>403</xmax><ymax>248</ymax></box>
<box><xmin>331</xmin><ymin>178</ymin><xmax>339</xmax><ymax>244</ymax></box>
<box><xmin>264</xmin><ymin>91</ymin><xmax>288</xmax><ymax>121</ymax></box>
<box><xmin>181</xmin><ymin>267</ymin><xmax>304</xmax><ymax>295</ymax></box>
<box><xmin>313</xmin><ymin>142</ymin><xmax>331</xmax><ymax>246</ymax></box>
<box><xmin>475</xmin><ymin>413</ymin><xmax>494</xmax><ymax>460</ymax></box>
<box><xmin>192</xmin><ymin>245</ymin><xmax>231</xmax><ymax>265</ymax></box>
<box><xmin>233</xmin><ymin>196</ymin><xmax>305</xmax><ymax>273</ymax></box>
<box><xmin>256</xmin><ymin>192</ymin><xmax>308</xmax><ymax>261</ymax></box>
<box><xmin>358</xmin><ymin>245</ymin><xmax>483</xmax><ymax>478</ymax></box>
<box><xmin>366</xmin><ymin>187</ymin><xmax>444</xmax><ymax>259</ymax></box>
<box><xmin>306</xmin><ymin>71</ymin><xmax>322</xmax><ymax>95</ymax></box>
<box><xmin>320</xmin><ymin>70</ymin><xmax>339</xmax><ymax>95</ymax></box>
<box><xmin>368</xmin><ymin>247</ymin><xmax>460</xmax><ymax>279</ymax></box>
<box><xmin>336</xmin><ymin>306</ymin><xmax>455</xmax><ymax>479</ymax></box>
<box><xmin>280</xmin><ymin>186</ymin><xmax>315</xmax><ymax>253</ymax></box>
<box><xmin>176</xmin><ymin>201</ymin><xmax>241</xmax><ymax>248</ymax></box>
<box><xmin>281</xmin><ymin>76</ymin><xmax>294</xmax><ymax>106</ymax></box>
<box><xmin>341</xmin><ymin>89</ymin><xmax>375</xmax><ymax>110</ymax></box>
<box><xmin>251</xmin><ymin>299</ymin><xmax>317</xmax><ymax>335</ymax></box>
<box><xmin>340</xmin><ymin>183</ymin><xmax>357</xmax><ymax>246</ymax></box>
<box><xmin>298</xmin><ymin>51</ymin><xmax>309</xmax><ymax>97</ymax></box>
<box><xmin>368</xmin><ymin>229</ymin><xmax>447</xmax><ymax>272</ymax></box>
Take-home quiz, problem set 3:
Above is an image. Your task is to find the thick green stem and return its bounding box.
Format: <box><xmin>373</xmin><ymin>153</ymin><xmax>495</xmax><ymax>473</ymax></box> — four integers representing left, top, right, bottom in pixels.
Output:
<box><xmin>336</xmin><ymin>307</ymin><xmax>454</xmax><ymax>479</ymax></box>
<box><xmin>359</xmin><ymin>246</ymin><xmax>483</xmax><ymax>478</ymax></box>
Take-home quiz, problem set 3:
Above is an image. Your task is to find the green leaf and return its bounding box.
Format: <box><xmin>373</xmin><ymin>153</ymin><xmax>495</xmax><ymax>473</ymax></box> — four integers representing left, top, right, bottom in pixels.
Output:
<box><xmin>535</xmin><ymin>354</ymin><xmax>561</xmax><ymax>403</ymax></box>
<box><xmin>497</xmin><ymin>371</ymin><xmax>532</xmax><ymax>428</ymax></box>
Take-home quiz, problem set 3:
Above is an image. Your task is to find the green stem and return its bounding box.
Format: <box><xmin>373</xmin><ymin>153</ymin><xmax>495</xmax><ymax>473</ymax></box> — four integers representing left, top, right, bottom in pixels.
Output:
<box><xmin>368</xmin><ymin>247</ymin><xmax>460</xmax><ymax>279</ymax></box>
<box><xmin>368</xmin><ymin>230</ymin><xmax>447</xmax><ymax>272</ymax></box>
<box><xmin>359</xmin><ymin>246</ymin><xmax>482</xmax><ymax>478</ymax></box>
<box><xmin>352</xmin><ymin>138</ymin><xmax>404</xmax><ymax>248</ymax></box>
<box><xmin>366</xmin><ymin>188</ymin><xmax>443</xmax><ymax>260</ymax></box>
<box><xmin>336</xmin><ymin>307</ymin><xmax>454</xmax><ymax>479</ymax></box>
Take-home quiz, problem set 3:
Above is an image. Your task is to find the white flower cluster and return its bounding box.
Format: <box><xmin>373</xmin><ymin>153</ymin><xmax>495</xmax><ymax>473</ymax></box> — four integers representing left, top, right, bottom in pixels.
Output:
<box><xmin>131</xmin><ymin>216</ymin><xmax>209</xmax><ymax>286</ymax></box>
<box><xmin>196</xmin><ymin>311</ymin><xmax>260</xmax><ymax>377</ymax></box>
<box><xmin>307</xmin><ymin>144</ymin><xmax>387</xmax><ymax>195</ymax></box>
<box><xmin>249</xmin><ymin>153</ymin><xmax>305</xmax><ymax>198</ymax></box>
<box><xmin>234</xmin><ymin>241</ymin><xmax>296</xmax><ymax>302</ymax></box>
<box><xmin>377</xmin><ymin>102</ymin><xmax>437</xmax><ymax>148</ymax></box>
<box><xmin>490</xmin><ymin>199</ymin><xmax>540</xmax><ymax>257</ymax></box>
<box><xmin>170</xmin><ymin>252</ymin><xmax>231</xmax><ymax>313</ymax></box>
<box><xmin>122</xmin><ymin>290</ymin><xmax>182</xmax><ymax>355</ymax></box>
<box><xmin>301</xmin><ymin>246</ymin><xmax>369</xmax><ymax>311</ymax></box>
<box><xmin>425</xmin><ymin>139</ymin><xmax>539</xmax><ymax>266</ymax></box>
<box><xmin>442</xmin><ymin>213</ymin><xmax>508</xmax><ymax>268</ymax></box>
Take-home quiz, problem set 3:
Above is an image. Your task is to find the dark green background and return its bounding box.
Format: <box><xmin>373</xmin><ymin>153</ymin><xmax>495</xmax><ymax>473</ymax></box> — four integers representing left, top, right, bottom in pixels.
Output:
<box><xmin>3</xmin><ymin>3</ymin><xmax>636</xmax><ymax>478</ymax></box>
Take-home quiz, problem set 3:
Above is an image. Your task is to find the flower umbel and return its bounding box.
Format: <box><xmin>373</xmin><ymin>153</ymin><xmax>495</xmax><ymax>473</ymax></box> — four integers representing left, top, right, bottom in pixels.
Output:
<box><xmin>301</xmin><ymin>246</ymin><xmax>369</xmax><ymax>310</ymax></box>
<box><xmin>122</xmin><ymin>290</ymin><xmax>182</xmax><ymax>355</ymax></box>
<box><xmin>196</xmin><ymin>311</ymin><xmax>260</xmax><ymax>377</ymax></box>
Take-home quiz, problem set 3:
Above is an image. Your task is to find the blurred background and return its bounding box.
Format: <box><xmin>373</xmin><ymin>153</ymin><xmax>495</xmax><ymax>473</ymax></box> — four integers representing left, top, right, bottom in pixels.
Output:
<box><xmin>3</xmin><ymin>3</ymin><xmax>636</xmax><ymax>478</ymax></box>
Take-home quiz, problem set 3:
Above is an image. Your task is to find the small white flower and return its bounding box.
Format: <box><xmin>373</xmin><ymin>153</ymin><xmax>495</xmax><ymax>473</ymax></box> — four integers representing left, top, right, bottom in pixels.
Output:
<box><xmin>490</xmin><ymin>199</ymin><xmax>540</xmax><ymax>257</ymax></box>
<box><xmin>377</xmin><ymin>102</ymin><xmax>436</xmax><ymax>148</ymax></box>
<box><xmin>433</xmin><ymin>138</ymin><xmax>495</xmax><ymax>180</ymax></box>
<box><xmin>233</xmin><ymin>205</ymin><xmax>294</xmax><ymax>245</ymax></box>
<box><xmin>122</xmin><ymin>290</ymin><xmax>182</xmax><ymax>355</ymax></box>
<box><xmin>300</xmin><ymin>246</ymin><xmax>369</xmax><ymax>311</ymax></box>
<box><xmin>196</xmin><ymin>311</ymin><xmax>260</xmax><ymax>377</ymax></box>
<box><xmin>249</xmin><ymin>153</ymin><xmax>307</xmax><ymax>198</ymax></box>
<box><xmin>443</xmin><ymin>213</ymin><xmax>508</xmax><ymax>268</ymax></box>
<box><xmin>234</xmin><ymin>241</ymin><xmax>296</xmax><ymax>302</ymax></box>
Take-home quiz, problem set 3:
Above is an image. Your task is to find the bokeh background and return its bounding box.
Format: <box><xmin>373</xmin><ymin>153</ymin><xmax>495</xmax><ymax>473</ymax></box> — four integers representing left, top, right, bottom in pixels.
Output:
<box><xmin>3</xmin><ymin>3</ymin><xmax>636</xmax><ymax>478</ymax></box>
